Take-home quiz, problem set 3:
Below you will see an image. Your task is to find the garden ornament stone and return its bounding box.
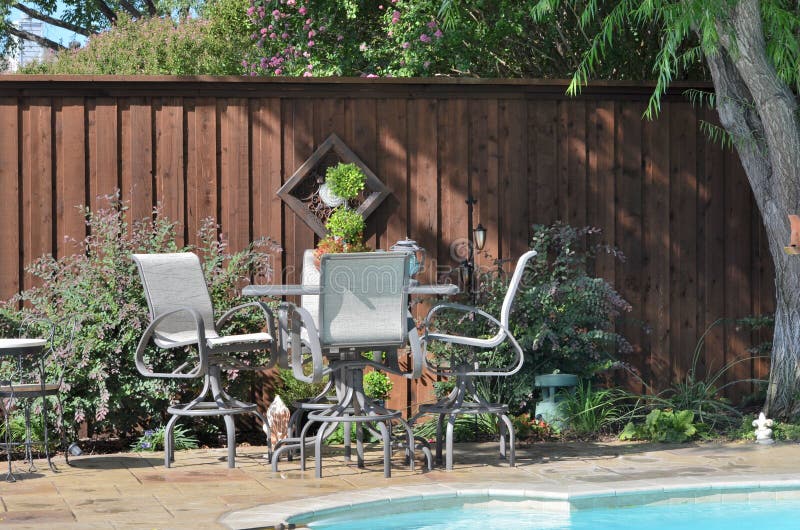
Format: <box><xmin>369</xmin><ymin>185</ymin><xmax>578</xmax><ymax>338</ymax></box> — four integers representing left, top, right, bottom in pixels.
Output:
<box><xmin>266</xmin><ymin>395</ymin><xmax>291</xmax><ymax>447</ymax></box>
<box><xmin>752</xmin><ymin>412</ymin><xmax>774</xmax><ymax>445</ymax></box>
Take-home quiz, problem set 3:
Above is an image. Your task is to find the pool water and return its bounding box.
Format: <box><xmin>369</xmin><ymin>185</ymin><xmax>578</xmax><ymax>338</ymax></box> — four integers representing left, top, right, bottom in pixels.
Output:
<box><xmin>305</xmin><ymin>497</ymin><xmax>800</xmax><ymax>529</ymax></box>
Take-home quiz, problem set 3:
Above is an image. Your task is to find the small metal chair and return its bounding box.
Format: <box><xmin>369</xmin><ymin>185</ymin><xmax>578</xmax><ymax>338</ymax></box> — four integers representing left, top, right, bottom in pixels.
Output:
<box><xmin>1</xmin><ymin>320</ymin><xmax>74</xmax><ymax>482</ymax></box>
<box><xmin>415</xmin><ymin>250</ymin><xmax>537</xmax><ymax>470</ymax></box>
<box><xmin>132</xmin><ymin>252</ymin><xmax>277</xmax><ymax>468</ymax></box>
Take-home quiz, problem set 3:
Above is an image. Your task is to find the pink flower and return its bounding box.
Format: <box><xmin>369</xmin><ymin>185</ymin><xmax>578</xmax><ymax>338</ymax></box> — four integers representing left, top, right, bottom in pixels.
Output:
<box><xmin>319</xmin><ymin>26</ymin><xmax>326</xmax><ymax>32</ymax></box>
<box><xmin>307</xmin><ymin>40</ymin><xmax>314</xmax><ymax>47</ymax></box>
<box><xmin>365</xmin><ymin>73</ymin><xmax>378</xmax><ymax>78</ymax></box>
<box><xmin>282</xmin><ymin>32</ymin><xmax>289</xmax><ymax>39</ymax></box>
<box><xmin>246</xmin><ymin>7</ymin><xmax>255</xmax><ymax>16</ymax></box>
<box><xmin>379</xmin><ymin>4</ymin><xmax>384</xmax><ymax>9</ymax></box>
<box><xmin>275</xmin><ymin>68</ymin><xmax>282</xmax><ymax>75</ymax></box>
<box><xmin>434</xmin><ymin>29</ymin><xmax>443</xmax><ymax>38</ymax></box>
<box><xmin>387</xmin><ymin>30</ymin><xmax>393</xmax><ymax>37</ymax></box>
<box><xmin>303</xmin><ymin>71</ymin><xmax>313</xmax><ymax>77</ymax></box>
<box><xmin>401</xmin><ymin>41</ymin><xmax>410</xmax><ymax>49</ymax></box>
<box><xmin>337</xmin><ymin>34</ymin><xmax>344</xmax><ymax>41</ymax></box>
<box><xmin>307</xmin><ymin>63</ymin><xmax>313</xmax><ymax>69</ymax></box>
<box><xmin>391</xmin><ymin>10</ymin><xmax>400</xmax><ymax>23</ymax></box>
<box><xmin>270</xmin><ymin>32</ymin><xmax>277</xmax><ymax>39</ymax></box>
<box><xmin>287</xmin><ymin>0</ymin><xmax>295</xmax><ymax>4</ymax></box>
<box><xmin>260</xmin><ymin>28</ymin><xmax>268</xmax><ymax>35</ymax></box>
<box><xmin>359</xmin><ymin>42</ymin><xmax>368</xmax><ymax>51</ymax></box>
<box><xmin>272</xmin><ymin>9</ymin><xmax>280</xmax><ymax>18</ymax></box>
<box><xmin>298</xmin><ymin>6</ymin><xmax>307</xmax><ymax>14</ymax></box>
<box><xmin>308</xmin><ymin>29</ymin><xmax>316</xmax><ymax>37</ymax></box>
<box><xmin>420</xmin><ymin>34</ymin><xmax>431</xmax><ymax>43</ymax></box>
<box><xmin>427</xmin><ymin>20</ymin><xmax>437</xmax><ymax>29</ymax></box>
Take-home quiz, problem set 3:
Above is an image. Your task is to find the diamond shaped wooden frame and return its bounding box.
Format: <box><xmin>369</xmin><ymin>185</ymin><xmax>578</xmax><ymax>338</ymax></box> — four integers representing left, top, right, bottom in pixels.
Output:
<box><xmin>277</xmin><ymin>133</ymin><xmax>390</xmax><ymax>237</ymax></box>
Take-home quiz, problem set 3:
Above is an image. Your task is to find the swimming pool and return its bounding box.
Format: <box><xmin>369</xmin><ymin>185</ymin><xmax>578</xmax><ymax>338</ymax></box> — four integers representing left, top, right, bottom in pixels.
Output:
<box><xmin>292</xmin><ymin>490</ymin><xmax>800</xmax><ymax>530</ymax></box>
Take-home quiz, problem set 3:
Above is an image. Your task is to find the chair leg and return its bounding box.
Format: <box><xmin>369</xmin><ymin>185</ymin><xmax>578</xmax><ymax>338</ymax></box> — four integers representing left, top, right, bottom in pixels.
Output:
<box><xmin>23</xmin><ymin>402</ymin><xmax>35</xmax><ymax>472</ymax></box>
<box><xmin>3</xmin><ymin>402</ymin><xmax>14</xmax><ymax>483</ymax></box>
<box><xmin>499</xmin><ymin>413</ymin><xmax>515</xmax><ymax>467</ymax></box>
<box><xmin>56</xmin><ymin>395</ymin><xmax>69</xmax><ymax>466</ymax></box>
<box><xmin>343</xmin><ymin>418</ymin><xmax>352</xmax><ymax>463</ymax></box>
<box><xmin>223</xmin><ymin>415</ymin><xmax>236</xmax><ymax>468</ymax></box>
<box><xmin>164</xmin><ymin>415</ymin><xmax>180</xmax><ymax>468</ymax></box>
<box><xmin>42</xmin><ymin>395</ymin><xmax>54</xmax><ymax>472</ymax></box>
<box><xmin>498</xmin><ymin>413</ymin><xmax>507</xmax><ymax>460</ymax></box>
<box><xmin>445</xmin><ymin>414</ymin><xmax>455</xmax><ymax>471</ymax></box>
<box><xmin>377</xmin><ymin>421</ymin><xmax>391</xmax><ymax>479</ymax></box>
<box><xmin>435</xmin><ymin>414</ymin><xmax>445</xmax><ymax>465</ymax></box>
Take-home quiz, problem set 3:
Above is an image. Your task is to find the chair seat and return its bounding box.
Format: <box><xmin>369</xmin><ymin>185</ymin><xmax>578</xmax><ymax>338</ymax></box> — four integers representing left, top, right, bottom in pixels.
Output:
<box><xmin>0</xmin><ymin>382</ymin><xmax>60</xmax><ymax>396</ymax></box>
<box><xmin>207</xmin><ymin>332</ymin><xmax>272</xmax><ymax>348</ymax></box>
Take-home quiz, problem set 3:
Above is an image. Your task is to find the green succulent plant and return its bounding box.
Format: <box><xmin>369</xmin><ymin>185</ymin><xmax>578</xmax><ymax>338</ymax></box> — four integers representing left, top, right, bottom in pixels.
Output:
<box><xmin>325</xmin><ymin>207</ymin><xmax>366</xmax><ymax>244</ymax></box>
<box><xmin>325</xmin><ymin>162</ymin><xmax>366</xmax><ymax>201</ymax></box>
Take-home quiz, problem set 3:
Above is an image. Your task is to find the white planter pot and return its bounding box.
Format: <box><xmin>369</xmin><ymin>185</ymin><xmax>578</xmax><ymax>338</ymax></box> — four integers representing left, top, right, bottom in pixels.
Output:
<box><xmin>319</xmin><ymin>182</ymin><xmax>345</xmax><ymax>207</ymax></box>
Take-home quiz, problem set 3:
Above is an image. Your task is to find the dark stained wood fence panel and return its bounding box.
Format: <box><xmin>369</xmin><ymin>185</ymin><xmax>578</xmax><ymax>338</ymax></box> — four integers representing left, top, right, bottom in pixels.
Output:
<box><xmin>0</xmin><ymin>98</ymin><xmax>20</xmax><ymax>300</ymax></box>
<box><xmin>0</xmin><ymin>78</ymin><xmax>777</xmax><ymax>410</ymax></box>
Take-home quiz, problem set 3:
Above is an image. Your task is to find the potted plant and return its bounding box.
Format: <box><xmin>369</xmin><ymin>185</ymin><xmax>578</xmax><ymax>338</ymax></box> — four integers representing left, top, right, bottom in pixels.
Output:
<box><xmin>313</xmin><ymin>207</ymin><xmax>370</xmax><ymax>267</ymax></box>
<box><xmin>319</xmin><ymin>162</ymin><xmax>366</xmax><ymax>207</ymax></box>
<box><xmin>363</xmin><ymin>370</ymin><xmax>393</xmax><ymax>405</ymax></box>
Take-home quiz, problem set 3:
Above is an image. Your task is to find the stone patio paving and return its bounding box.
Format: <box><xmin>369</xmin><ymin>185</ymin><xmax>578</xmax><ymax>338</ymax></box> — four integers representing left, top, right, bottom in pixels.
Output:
<box><xmin>2</xmin><ymin>440</ymin><xmax>799</xmax><ymax>529</ymax></box>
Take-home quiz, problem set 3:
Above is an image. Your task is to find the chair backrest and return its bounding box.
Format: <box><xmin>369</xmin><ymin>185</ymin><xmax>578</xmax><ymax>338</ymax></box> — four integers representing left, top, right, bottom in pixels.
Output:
<box><xmin>318</xmin><ymin>252</ymin><xmax>409</xmax><ymax>348</ymax></box>
<box><xmin>301</xmin><ymin>249</ymin><xmax>320</xmax><ymax>327</ymax></box>
<box><xmin>132</xmin><ymin>253</ymin><xmax>217</xmax><ymax>348</ymax></box>
<box><xmin>500</xmin><ymin>250</ymin><xmax>538</xmax><ymax>331</ymax></box>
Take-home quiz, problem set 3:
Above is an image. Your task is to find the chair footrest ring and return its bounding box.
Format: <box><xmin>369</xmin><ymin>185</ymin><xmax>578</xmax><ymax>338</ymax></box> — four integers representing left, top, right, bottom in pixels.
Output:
<box><xmin>167</xmin><ymin>401</ymin><xmax>258</xmax><ymax>417</ymax></box>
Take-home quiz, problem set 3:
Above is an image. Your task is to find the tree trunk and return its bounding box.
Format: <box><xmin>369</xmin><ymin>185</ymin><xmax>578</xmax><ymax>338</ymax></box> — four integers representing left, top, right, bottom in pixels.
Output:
<box><xmin>704</xmin><ymin>0</ymin><xmax>800</xmax><ymax>420</ymax></box>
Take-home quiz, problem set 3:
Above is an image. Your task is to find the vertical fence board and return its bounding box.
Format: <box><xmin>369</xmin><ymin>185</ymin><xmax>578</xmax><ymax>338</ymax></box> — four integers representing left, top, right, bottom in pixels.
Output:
<box><xmin>588</xmin><ymin>101</ymin><xmax>616</xmax><ymax>281</ymax></box>
<box><xmin>0</xmin><ymin>98</ymin><xmax>20</xmax><ymax>299</ymax></box>
<box><xmin>438</xmin><ymin>99</ymin><xmax>469</xmax><ymax>280</ymax></box>
<box><xmin>669</xmin><ymin>103</ymin><xmax>698</xmax><ymax>381</ymax></box>
<box><xmin>699</xmin><ymin>106</ymin><xmax>726</xmax><ymax>383</ymax></box>
<box><xmin>220</xmin><ymin>99</ymin><xmax>250</xmax><ymax>253</ymax></box>
<box><xmin>55</xmin><ymin>98</ymin><xmax>86</xmax><ymax>258</ymax></box>
<box><xmin>616</xmin><ymin>102</ymin><xmax>645</xmax><ymax>391</ymax></box>
<box><xmin>643</xmin><ymin>109</ymin><xmax>672</xmax><ymax>390</ymax></box>
<box><xmin>186</xmin><ymin>98</ymin><xmax>217</xmax><ymax>245</ymax></box>
<box><xmin>155</xmin><ymin>97</ymin><xmax>184</xmax><ymax>246</ymax></box>
<box><xmin>251</xmin><ymin>98</ymin><xmax>284</xmax><ymax>272</ymax></box>
<box><xmin>87</xmin><ymin>98</ymin><xmax>118</xmax><ymax>211</ymax></box>
<box><xmin>21</xmin><ymin>99</ymin><xmax>53</xmax><ymax>290</ymax></box>
<box><xmin>121</xmin><ymin>98</ymin><xmax>153</xmax><ymax>223</ymax></box>
<box><xmin>725</xmin><ymin>148</ymin><xmax>753</xmax><ymax>395</ymax></box>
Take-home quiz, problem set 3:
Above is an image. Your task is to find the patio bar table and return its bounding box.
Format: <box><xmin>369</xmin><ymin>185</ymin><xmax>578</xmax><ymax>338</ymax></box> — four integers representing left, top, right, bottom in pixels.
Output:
<box><xmin>242</xmin><ymin>278</ymin><xmax>458</xmax><ymax>477</ymax></box>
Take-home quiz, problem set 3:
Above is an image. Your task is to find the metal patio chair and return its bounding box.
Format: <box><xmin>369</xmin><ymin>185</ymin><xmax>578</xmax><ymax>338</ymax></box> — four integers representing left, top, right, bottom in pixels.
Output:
<box><xmin>275</xmin><ymin>252</ymin><xmax>427</xmax><ymax>478</ymax></box>
<box><xmin>415</xmin><ymin>250</ymin><xmax>537</xmax><ymax>470</ymax></box>
<box><xmin>132</xmin><ymin>252</ymin><xmax>277</xmax><ymax>468</ymax></box>
<box><xmin>1</xmin><ymin>319</ymin><xmax>74</xmax><ymax>482</ymax></box>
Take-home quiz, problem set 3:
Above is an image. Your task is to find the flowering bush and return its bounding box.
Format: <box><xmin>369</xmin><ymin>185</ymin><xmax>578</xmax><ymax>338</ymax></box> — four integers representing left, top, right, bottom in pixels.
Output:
<box><xmin>513</xmin><ymin>413</ymin><xmax>556</xmax><ymax>441</ymax></box>
<box><xmin>3</xmin><ymin>194</ymin><xmax>280</xmax><ymax>439</ymax></box>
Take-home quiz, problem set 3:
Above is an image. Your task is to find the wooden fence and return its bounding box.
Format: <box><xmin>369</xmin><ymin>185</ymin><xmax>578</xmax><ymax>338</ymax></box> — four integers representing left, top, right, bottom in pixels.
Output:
<box><xmin>0</xmin><ymin>76</ymin><xmax>773</xmax><ymax>415</ymax></box>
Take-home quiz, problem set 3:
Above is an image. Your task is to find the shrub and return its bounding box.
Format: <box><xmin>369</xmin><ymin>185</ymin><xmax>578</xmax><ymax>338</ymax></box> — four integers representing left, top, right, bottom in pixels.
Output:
<box><xmin>513</xmin><ymin>413</ymin><xmax>557</xmax><ymax>441</ymax></box>
<box><xmin>619</xmin><ymin>409</ymin><xmax>701</xmax><ymax>443</ymax></box>
<box><xmin>131</xmin><ymin>425</ymin><xmax>198</xmax><ymax>452</ymax></box>
<box><xmin>272</xmin><ymin>368</ymin><xmax>327</xmax><ymax>408</ymax></box>
<box><xmin>559</xmin><ymin>380</ymin><xmax>630</xmax><ymax>438</ymax></box>
<box><xmin>325</xmin><ymin>162</ymin><xmax>367</xmax><ymax>201</ymax></box>
<box><xmin>426</xmin><ymin>222</ymin><xmax>631</xmax><ymax>414</ymax></box>
<box><xmin>4</xmin><ymin>194</ymin><xmax>279</xmax><ymax>440</ymax></box>
<box><xmin>413</xmin><ymin>413</ymin><xmax>498</xmax><ymax>443</ymax></box>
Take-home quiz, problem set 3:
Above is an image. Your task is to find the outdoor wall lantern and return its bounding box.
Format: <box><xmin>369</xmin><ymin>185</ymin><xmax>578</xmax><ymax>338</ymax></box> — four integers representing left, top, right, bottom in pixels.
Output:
<box><xmin>461</xmin><ymin>197</ymin><xmax>488</xmax><ymax>298</ymax></box>
<box><xmin>390</xmin><ymin>237</ymin><xmax>427</xmax><ymax>280</ymax></box>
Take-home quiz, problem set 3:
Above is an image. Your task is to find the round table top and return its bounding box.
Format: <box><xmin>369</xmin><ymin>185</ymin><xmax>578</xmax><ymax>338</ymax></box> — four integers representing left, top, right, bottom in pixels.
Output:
<box><xmin>0</xmin><ymin>338</ymin><xmax>47</xmax><ymax>354</ymax></box>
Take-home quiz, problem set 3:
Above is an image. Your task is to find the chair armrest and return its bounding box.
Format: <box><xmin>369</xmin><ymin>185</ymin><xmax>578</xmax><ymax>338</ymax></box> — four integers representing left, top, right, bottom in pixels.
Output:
<box><xmin>215</xmin><ymin>301</ymin><xmax>279</xmax><ymax>368</ymax></box>
<box><xmin>423</xmin><ymin>303</ymin><xmax>506</xmax><ymax>343</ymax></box>
<box><xmin>135</xmin><ymin>307</ymin><xmax>208</xmax><ymax>379</ymax></box>
<box><xmin>422</xmin><ymin>303</ymin><xmax>525</xmax><ymax>377</ymax></box>
<box><xmin>280</xmin><ymin>302</ymin><xmax>327</xmax><ymax>384</ymax></box>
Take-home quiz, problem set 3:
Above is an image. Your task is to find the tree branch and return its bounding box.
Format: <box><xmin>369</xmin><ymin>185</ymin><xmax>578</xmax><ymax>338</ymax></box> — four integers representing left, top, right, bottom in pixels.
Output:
<box><xmin>7</xmin><ymin>25</ymin><xmax>66</xmax><ymax>51</ymax></box>
<box><xmin>143</xmin><ymin>0</ymin><xmax>157</xmax><ymax>16</ymax></box>
<box><xmin>13</xmin><ymin>3</ymin><xmax>92</xmax><ymax>36</ymax></box>
<box><xmin>94</xmin><ymin>0</ymin><xmax>117</xmax><ymax>24</ymax></box>
<box><xmin>118</xmin><ymin>0</ymin><xmax>143</xmax><ymax>18</ymax></box>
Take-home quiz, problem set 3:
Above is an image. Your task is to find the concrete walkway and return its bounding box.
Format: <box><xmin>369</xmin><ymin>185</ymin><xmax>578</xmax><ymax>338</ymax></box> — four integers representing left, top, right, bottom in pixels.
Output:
<box><xmin>2</xmin><ymin>440</ymin><xmax>799</xmax><ymax>529</ymax></box>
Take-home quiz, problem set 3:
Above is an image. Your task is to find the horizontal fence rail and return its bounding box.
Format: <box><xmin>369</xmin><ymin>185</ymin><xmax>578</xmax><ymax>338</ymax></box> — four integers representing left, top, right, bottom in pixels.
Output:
<box><xmin>0</xmin><ymin>77</ymin><xmax>773</xmax><ymax>413</ymax></box>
